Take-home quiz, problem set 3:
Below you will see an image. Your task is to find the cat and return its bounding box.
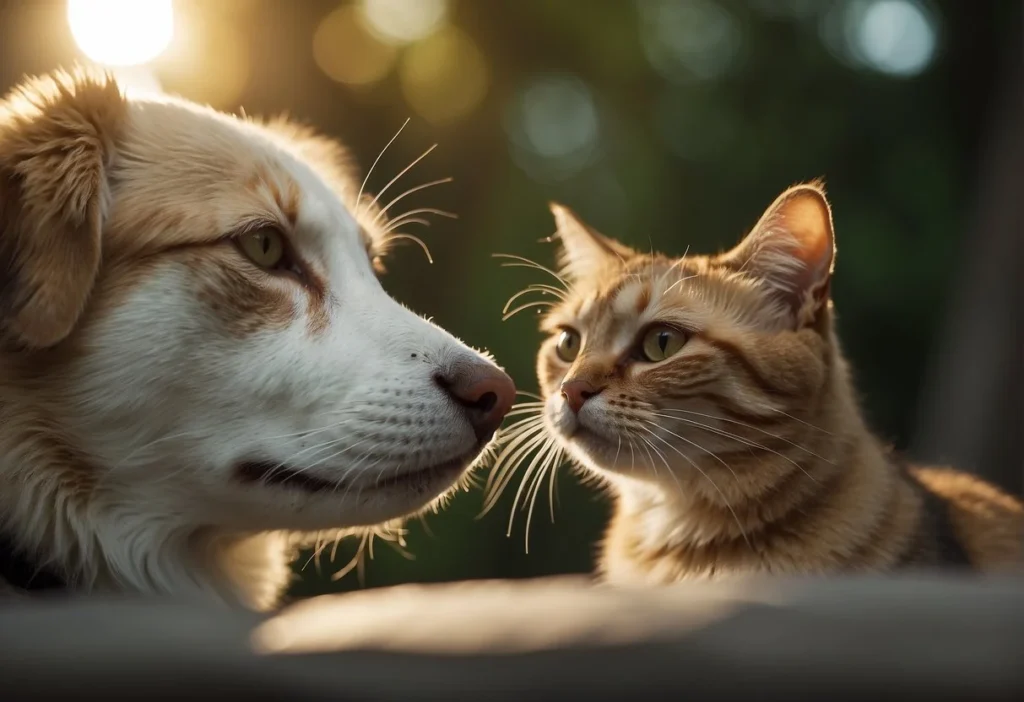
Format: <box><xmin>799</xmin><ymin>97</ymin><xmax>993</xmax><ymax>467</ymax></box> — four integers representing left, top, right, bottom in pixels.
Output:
<box><xmin>489</xmin><ymin>182</ymin><xmax>1023</xmax><ymax>583</ymax></box>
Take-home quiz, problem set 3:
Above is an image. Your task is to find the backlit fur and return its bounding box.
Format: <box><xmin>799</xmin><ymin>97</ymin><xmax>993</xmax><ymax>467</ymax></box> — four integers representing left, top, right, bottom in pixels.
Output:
<box><xmin>504</xmin><ymin>184</ymin><xmax>1022</xmax><ymax>583</ymax></box>
<box><xmin>0</xmin><ymin>68</ymin><xmax>510</xmax><ymax>609</ymax></box>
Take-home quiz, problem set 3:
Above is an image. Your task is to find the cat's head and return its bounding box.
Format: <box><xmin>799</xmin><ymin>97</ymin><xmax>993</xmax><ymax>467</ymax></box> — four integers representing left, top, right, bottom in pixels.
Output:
<box><xmin>531</xmin><ymin>183</ymin><xmax>838</xmax><ymax>498</ymax></box>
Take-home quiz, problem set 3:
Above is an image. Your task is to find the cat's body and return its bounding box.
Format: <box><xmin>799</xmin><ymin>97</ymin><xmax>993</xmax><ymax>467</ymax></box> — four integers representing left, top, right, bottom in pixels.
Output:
<box><xmin>496</xmin><ymin>183</ymin><xmax>1023</xmax><ymax>582</ymax></box>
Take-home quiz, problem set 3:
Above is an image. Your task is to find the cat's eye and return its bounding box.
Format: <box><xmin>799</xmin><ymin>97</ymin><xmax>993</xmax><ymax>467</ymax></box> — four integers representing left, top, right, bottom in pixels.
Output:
<box><xmin>640</xmin><ymin>325</ymin><xmax>687</xmax><ymax>362</ymax></box>
<box><xmin>555</xmin><ymin>329</ymin><xmax>581</xmax><ymax>363</ymax></box>
<box><xmin>237</xmin><ymin>226</ymin><xmax>287</xmax><ymax>270</ymax></box>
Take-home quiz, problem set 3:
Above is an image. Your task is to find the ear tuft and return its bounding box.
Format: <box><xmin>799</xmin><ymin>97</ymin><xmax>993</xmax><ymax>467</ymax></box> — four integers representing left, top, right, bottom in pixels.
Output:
<box><xmin>0</xmin><ymin>67</ymin><xmax>126</xmax><ymax>349</ymax></box>
<box><xmin>719</xmin><ymin>181</ymin><xmax>835</xmax><ymax>327</ymax></box>
<box><xmin>548</xmin><ymin>202</ymin><xmax>634</xmax><ymax>282</ymax></box>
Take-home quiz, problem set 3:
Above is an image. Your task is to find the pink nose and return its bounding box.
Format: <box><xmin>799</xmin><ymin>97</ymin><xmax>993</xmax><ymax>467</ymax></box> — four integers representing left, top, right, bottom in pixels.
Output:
<box><xmin>560</xmin><ymin>379</ymin><xmax>603</xmax><ymax>414</ymax></box>
<box><xmin>435</xmin><ymin>362</ymin><xmax>516</xmax><ymax>443</ymax></box>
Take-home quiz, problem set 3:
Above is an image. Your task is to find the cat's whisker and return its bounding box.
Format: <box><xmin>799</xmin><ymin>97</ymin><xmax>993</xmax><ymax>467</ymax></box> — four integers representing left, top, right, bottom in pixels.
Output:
<box><xmin>508</xmin><ymin>436</ymin><xmax>559</xmax><ymax>551</ymax></box>
<box><xmin>503</xmin><ymin>406</ymin><xmax>546</xmax><ymax>419</ymax></box>
<box><xmin>481</xmin><ymin>421</ymin><xmax>548</xmax><ymax>513</ymax></box>
<box><xmin>547</xmin><ymin>446</ymin><xmax>563</xmax><ymax>524</ymax></box>
<box><xmin>487</xmin><ymin>429</ymin><xmax>549</xmax><ymax>512</ymax></box>
<box><xmin>638</xmin><ymin>426</ymin><xmax>752</xmax><ymax>550</ymax></box>
<box><xmin>641</xmin><ymin>418</ymin><xmax>741</xmax><ymax>486</ymax></box>
<box><xmin>516</xmin><ymin>390</ymin><xmax>544</xmax><ymax>401</ymax></box>
<box><xmin>650</xmin><ymin>412</ymin><xmax>820</xmax><ymax>485</ymax></box>
<box><xmin>525</xmin><ymin>442</ymin><xmax>564</xmax><ymax>541</ymax></box>
<box><xmin>492</xmin><ymin>254</ymin><xmax>570</xmax><ymax>290</ymax></box>
<box><xmin>493</xmin><ymin>418</ymin><xmax>545</xmax><ymax>447</ymax></box>
<box><xmin>356</xmin><ymin>117</ymin><xmax>409</xmax><ymax>217</ymax></box>
<box><xmin>501</xmin><ymin>300</ymin><xmax>556</xmax><ymax>321</ymax></box>
<box><xmin>526</xmin><ymin>283</ymin><xmax>568</xmax><ymax>300</ymax></box>
<box><xmin>502</xmin><ymin>285</ymin><xmax>567</xmax><ymax>316</ymax></box>
<box><xmin>661</xmin><ymin>274</ymin><xmax>700</xmax><ymax>297</ymax></box>
<box><xmin>655</xmin><ymin>407</ymin><xmax>834</xmax><ymax>465</ymax></box>
<box><xmin>658</xmin><ymin>245</ymin><xmax>690</xmax><ymax>286</ymax></box>
<box><xmin>496</xmin><ymin>409</ymin><xmax>546</xmax><ymax>433</ymax></box>
<box><xmin>766</xmin><ymin>408</ymin><xmax>834</xmax><ymax>436</ymax></box>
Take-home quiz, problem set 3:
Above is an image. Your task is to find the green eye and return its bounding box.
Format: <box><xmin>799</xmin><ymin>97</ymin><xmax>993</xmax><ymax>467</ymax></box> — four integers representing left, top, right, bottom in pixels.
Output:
<box><xmin>640</xmin><ymin>325</ymin><xmax>686</xmax><ymax>362</ymax></box>
<box><xmin>238</xmin><ymin>226</ymin><xmax>286</xmax><ymax>269</ymax></box>
<box><xmin>555</xmin><ymin>329</ymin><xmax>581</xmax><ymax>363</ymax></box>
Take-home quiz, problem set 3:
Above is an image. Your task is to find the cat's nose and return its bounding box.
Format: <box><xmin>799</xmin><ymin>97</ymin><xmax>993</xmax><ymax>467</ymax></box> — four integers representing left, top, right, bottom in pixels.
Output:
<box><xmin>435</xmin><ymin>362</ymin><xmax>516</xmax><ymax>443</ymax></box>
<box><xmin>561</xmin><ymin>379</ymin><xmax>603</xmax><ymax>414</ymax></box>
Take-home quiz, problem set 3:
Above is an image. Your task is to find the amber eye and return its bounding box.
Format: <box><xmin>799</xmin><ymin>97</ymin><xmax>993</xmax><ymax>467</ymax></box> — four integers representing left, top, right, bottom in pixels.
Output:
<box><xmin>640</xmin><ymin>325</ymin><xmax>686</xmax><ymax>362</ymax></box>
<box><xmin>555</xmin><ymin>328</ymin><xmax>581</xmax><ymax>363</ymax></box>
<box><xmin>237</xmin><ymin>226</ymin><xmax>287</xmax><ymax>269</ymax></box>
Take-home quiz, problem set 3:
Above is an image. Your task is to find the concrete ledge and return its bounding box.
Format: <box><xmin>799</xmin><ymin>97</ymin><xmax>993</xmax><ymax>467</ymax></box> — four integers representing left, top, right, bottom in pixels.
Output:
<box><xmin>1</xmin><ymin>575</ymin><xmax>1021</xmax><ymax>701</ymax></box>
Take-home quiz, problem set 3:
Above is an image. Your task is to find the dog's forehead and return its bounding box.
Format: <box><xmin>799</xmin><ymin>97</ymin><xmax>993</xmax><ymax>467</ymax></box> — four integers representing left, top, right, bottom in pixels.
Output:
<box><xmin>107</xmin><ymin>97</ymin><xmax>363</xmax><ymax>256</ymax></box>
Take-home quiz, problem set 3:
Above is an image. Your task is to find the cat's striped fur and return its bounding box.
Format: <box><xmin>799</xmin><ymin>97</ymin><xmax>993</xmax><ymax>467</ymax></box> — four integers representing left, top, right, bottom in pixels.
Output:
<box><xmin>496</xmin><ymin>182</ymin><xmax>1022</xmax><ymax>583</ymax></box>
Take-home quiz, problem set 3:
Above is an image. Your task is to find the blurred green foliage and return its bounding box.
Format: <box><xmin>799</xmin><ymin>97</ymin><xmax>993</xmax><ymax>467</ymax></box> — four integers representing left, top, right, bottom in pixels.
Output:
<box><xmin>278</xmin><ymin>0</ymin><xmax>1020</xmax><ymax>596</ymax></box>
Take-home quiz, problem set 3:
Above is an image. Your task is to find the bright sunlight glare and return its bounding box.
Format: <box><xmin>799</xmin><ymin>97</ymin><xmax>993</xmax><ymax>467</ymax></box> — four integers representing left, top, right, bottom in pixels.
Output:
<box><xmin>67</xmin><ymin>0</ymin><xmax>174</xmax><ymax>67</ymax></box>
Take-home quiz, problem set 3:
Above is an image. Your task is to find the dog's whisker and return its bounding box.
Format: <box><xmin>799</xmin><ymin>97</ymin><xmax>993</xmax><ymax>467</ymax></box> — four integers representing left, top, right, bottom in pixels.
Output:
<box><xmin>383</xmin><ymin>232</ymin><xmax>433</xmax><ymax>264</ymax></box>
<box><xmin>368</xmin><ymin>143</ymin><xmax>438</xmax><ymax>214</ymax></box>
<box><xmin>356</xmin><ymin>117</ymin><xmax>410</xmax><ymax>217</ymax></box>
<box><xmin>372</xmin><ymin>180</ymin><xmax>455</xmax><ymax>227</ymax></box>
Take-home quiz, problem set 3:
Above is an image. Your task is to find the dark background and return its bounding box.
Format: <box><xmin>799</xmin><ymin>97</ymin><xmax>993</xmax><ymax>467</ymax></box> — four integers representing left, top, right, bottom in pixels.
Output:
<box><xmin>1</xmin><ymin>0</ymin><xmax>1020</xmax><ymax>596</ymax></box>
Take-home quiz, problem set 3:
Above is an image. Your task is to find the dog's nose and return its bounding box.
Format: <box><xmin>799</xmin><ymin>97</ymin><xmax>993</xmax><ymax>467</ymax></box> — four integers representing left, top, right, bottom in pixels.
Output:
<box><xmin>560</xmin><ymin>379</ymin><xmax>603</xmax><ymax>414</ymax></box>
<box><xmin>435</xmin><ymin>362</ymin><xmax>516</xmax><ymax>443</ymax></box>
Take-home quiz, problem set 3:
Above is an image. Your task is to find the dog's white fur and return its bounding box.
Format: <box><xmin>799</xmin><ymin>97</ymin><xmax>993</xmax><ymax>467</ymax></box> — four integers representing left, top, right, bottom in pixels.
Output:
<box><xmin>0</xmin><ymin>68</ymin><xmax>510</xmax><ymax>609</ymax></box>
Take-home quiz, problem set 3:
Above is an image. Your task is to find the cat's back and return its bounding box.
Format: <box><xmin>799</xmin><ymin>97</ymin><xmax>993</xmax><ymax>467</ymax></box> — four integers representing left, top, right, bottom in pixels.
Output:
<box><xmin>908</xmin><ymin>465</ymin><xmax>1024</xmax><ymax>572</ymax></box>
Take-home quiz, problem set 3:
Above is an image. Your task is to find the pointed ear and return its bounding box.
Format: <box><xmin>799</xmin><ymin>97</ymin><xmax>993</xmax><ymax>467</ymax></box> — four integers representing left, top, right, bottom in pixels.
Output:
<box><xmin>549</xmin><ymin>202</ymin><xmax>634</xmax><ymax>281</ymax></box>
<box><xmin>719</xmin><ymin>182</ymin><xmax>835</xmax><ymax>327</ymax></box>
<box><xmin>0</xmin><ymin>68</ymin><xmax>125</xmax><ymax>349</ymax></box>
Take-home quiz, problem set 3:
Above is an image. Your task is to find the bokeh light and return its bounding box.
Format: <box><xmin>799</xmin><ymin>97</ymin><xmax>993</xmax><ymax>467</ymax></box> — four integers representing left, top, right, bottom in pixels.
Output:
<box><xmin>108</xmin><ymin>65</ymin><xmax>163</xmax><ymax>97</ymax></box>
<box><xmin>856</xmin><ymin>0</ymin><xmax>938</xmax><ymax>77</ymax></box>
<box><xmin>315</xmin><ymin>4</ymin><xmax>398</xmax><ymax>87</ymax></box>
<box><xmin>504</xmin><ymin>74</ymin><xmax>601</xmax><ymax>182</ymax></box>
<box><xmin>637</xmin><ymin>0</ymin><xmax>742</xmax><ymax>82</ymax></box>
<box><xmin>399</xmin><ymin>25</ymin><xmax>488</xmax><ymax>125</ymax></box>
<box><xmin>157</xmin><ymin>21</ymin><xmax>250</xmax><ymax>108</ymax></box>
<box><xmin>820</xmin><ymin>0</ymin><xmax>939</xmax><ymax>78</ymax></box>
<box><xmin>361</xmin><ymin>0</ymin><xmax>448</xmax><ymax>46</ymax></box>
<box><xmin>67</xmin><ymin>0</ymin><xmax>174</xmax><ymax>67</ymax></box>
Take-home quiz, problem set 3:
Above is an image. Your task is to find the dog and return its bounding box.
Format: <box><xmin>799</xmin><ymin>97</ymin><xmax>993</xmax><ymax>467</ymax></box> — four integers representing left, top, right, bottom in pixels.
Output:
<box><xmin>0</xmin><ymin>67</ymin><xmax>515</xmax><ymax>610</ymax></box>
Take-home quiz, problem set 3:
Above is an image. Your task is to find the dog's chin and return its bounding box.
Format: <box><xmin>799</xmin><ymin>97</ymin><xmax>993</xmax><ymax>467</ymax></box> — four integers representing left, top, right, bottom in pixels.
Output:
<box><xmin>233</xmin><ymin>444</ymin><xmax>485</xmax><ymax>523</ymax></box>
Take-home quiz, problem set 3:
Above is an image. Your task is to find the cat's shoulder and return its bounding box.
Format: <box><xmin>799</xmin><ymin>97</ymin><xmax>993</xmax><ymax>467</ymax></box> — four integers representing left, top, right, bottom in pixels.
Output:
<box><xmin>908</xmin><ymin>465</ymin><xmax>1024</xmax><ymax>571</ymax></box>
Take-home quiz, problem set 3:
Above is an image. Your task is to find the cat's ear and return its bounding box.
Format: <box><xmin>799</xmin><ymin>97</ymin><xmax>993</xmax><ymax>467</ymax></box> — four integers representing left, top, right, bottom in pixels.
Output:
<box><xmin>549</xmin><ymin>203</ymin><xmax>634</xmax><ymax>281</ymax></box>
<box><xmin>0</xmin><ymin>67</ymin><xmax>124</xmax><ymax>349</ymax></box>
<box><xmin>719</xmin><ymin>182</ymin><xmax>835</xmax><ymax>327</ymax></box>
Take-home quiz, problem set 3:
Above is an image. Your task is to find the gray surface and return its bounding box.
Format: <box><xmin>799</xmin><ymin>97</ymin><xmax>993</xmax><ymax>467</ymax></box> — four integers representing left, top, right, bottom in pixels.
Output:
<box><xmin>0</xmin><ymin>575</ymin><xmax>1021</xmax><ymax>701</ymax></box>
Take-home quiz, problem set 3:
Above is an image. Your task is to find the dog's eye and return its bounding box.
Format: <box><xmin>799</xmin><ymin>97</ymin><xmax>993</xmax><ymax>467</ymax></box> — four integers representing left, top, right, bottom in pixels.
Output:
<box><xmin>640</xmin><ymin>325</ymin><xmax>687</xmax><ymax>362</ymax></box>
<box><xmin>237</xmin><ymin>226</ymin><xmax>287</xmax><ymax>269</ymax></box>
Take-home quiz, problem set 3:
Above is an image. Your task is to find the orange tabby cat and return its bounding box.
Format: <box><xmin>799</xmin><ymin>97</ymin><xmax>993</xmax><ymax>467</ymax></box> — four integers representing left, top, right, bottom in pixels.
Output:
<box><xmin>492</xmin><ymin>182</ymin><xmax>1023</xmax><ymax>583</ymax></box>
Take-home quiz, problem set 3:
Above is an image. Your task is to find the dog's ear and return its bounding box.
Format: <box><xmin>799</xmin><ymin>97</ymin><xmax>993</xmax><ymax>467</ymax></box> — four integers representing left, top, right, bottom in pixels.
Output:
<box><xmin>0</xmin><ymin>68</ymin><xmax>125</xmax><ymax>349</ymax></box>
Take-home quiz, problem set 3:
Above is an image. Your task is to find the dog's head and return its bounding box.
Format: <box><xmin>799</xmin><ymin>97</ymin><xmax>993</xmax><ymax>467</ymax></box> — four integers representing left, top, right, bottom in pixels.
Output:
<box><xmin>0</xmin><ymin>68</ymin><xmax>514</xmax><ymax>532</ymax></box>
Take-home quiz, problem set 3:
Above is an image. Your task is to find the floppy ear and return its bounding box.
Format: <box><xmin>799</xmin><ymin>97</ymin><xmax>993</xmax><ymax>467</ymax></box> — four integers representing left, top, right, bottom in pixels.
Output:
<box><xmin>548</xmin><ymin>202</ymin><xmax>635</xmax><ymax>282</ymax></box>
<box><xmin>718</xmin><ymin>181</ymin><xmax>835</xmax><ymax>327</ymax></box>
<box><xmin>0</xmin><ymin>68</ymin><xmax>124</xmax><ymax>349</ymax></box>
